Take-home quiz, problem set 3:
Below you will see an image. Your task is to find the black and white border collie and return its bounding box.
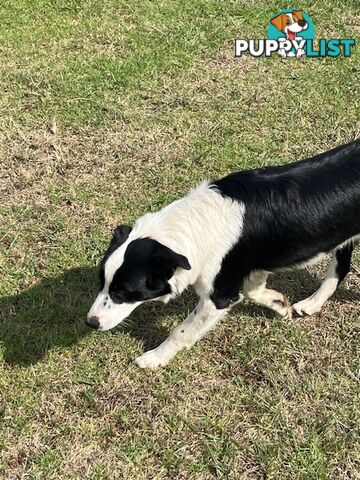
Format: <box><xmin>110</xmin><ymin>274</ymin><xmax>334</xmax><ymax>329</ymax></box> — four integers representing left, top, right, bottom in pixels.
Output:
<box><xmin>87</xmin><ymin>140</ymin><xmax>360</xmax><ymax>369</ymax></box>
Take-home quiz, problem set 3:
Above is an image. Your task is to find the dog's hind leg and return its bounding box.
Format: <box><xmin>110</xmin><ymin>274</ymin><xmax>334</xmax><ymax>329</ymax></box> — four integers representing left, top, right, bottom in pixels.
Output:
<box><xmin>244</xmin><ymin>270</ymin><xmax>292</xmax><ymax>318</ymax></box>
<box><xmin>135</xmin><ymin>297</ymin><xmax>228</xmax><ymax>369</ymax></box>
<box><xmin>293</xmin><ymin>243</ymin><xmax>353</xmax><ymax>317</ymax></box>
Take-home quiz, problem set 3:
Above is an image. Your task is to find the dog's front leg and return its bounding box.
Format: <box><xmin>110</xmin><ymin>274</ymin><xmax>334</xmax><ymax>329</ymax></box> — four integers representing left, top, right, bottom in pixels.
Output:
<box><xmin>135</xmin><ymin>297</ymin><xmax>228</xmax><ymax>369</ymax></box>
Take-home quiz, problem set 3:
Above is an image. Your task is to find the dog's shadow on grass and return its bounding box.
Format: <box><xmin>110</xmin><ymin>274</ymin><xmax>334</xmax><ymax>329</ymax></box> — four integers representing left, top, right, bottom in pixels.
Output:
<box><xmin>1</xmin><ymin>266</ymin><xmax>359</xmax><ymax>366</ymax></box>
<box><xmin>0</xmin><ymin>267</ymin><xmax>97</xmax><ymax>366</ymax></box>
<box><xmin>0</xmin><ymin>266</ymin><xmax>194</xmax><ymax>366</ymax></box>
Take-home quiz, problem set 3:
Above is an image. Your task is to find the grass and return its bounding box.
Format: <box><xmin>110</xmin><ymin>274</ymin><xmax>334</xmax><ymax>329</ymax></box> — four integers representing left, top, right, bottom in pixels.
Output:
<box><xmin>0</xmin><ymin>0</ymin><xmax>359</xmax><ymax>478</ymax></box>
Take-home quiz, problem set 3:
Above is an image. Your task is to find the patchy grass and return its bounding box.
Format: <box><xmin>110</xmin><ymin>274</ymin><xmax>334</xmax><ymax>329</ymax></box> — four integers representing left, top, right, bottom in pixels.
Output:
<box><xmin>0</xmin><ymin>1</ymin><xmax>359</xmax><ymax>478</ymax></box>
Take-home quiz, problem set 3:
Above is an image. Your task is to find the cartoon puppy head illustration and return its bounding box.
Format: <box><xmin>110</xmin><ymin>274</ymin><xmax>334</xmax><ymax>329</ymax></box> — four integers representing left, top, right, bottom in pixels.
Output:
<box><xmin>270</xmin><ymin>10</ymin><xmax>308</xmax><ymax>41</ymax></box>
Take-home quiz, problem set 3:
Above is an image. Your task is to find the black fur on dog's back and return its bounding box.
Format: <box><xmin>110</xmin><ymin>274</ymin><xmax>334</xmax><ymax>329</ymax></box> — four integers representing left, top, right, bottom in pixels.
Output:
<box><xmin>210</xmin><ymin>139</ymin><xmax>360</xmax><ymax>308</ymax></box>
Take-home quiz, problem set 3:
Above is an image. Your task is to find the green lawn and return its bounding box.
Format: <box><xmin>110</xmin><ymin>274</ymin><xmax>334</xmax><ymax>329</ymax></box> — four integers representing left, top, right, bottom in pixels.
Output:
<box><xmin>0</xmin><ymin>1</ymin><xmax>359</xmax><ymax>478</ymax></box>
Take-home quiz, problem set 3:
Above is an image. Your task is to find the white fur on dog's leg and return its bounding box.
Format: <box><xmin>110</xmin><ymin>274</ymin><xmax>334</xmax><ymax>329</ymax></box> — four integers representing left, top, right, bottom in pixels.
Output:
<box><xmin>270</xmin><ymin>293</ymin><xmax>292</xmax><ymax>318</ymax></box>
<box><xmin>293</xmin><ymin>254</ymin><xmax>340</xmax><ymax>317</ymax></box>
<box><xmin>135</xmin><ymin>298</ymin><xmax>228</xmax><ymax>369</ymax></box>
<box><xmin>135</xmin><ymin>339</ymin><xmax>177</xmax><ymax>369</ymax></box>
<box><xmin>293</xmin><ymin>295</ymin><xmax>322</xmax><ymax>316</ymax></box>
<box><xmin>244</xmin><ymin>272</ymin><xmax>292</xmax><ymax>318</ymax></box>
<box><xmin>135</xmin><ymin>349</ymin><xmax>167</xmax><ymax>369</ymax></box>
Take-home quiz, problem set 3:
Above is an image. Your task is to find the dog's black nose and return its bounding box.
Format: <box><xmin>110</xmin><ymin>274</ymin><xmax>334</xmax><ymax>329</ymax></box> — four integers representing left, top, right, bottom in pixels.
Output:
<box><xmin>86</xmin><ymin>315</ymin><xmax>100</xmax><ymax>330</ymax></box>
<box><xmin>298</xmin><ymin>19</ymin><xmax>306</xmax><ymax>27</ymax></box>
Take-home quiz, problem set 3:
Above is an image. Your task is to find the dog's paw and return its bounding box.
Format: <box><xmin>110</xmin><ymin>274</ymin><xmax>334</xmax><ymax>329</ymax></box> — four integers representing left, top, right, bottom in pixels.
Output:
<box><xmin>135</xmin><ymin>347</ymin><xmax>170</xmax><ymax>369</ymax></box>
<box><xmin>270</xmin><ymin>293</ymin><xmax>292</xmax><ymax>318</ymax></box>
<box><xmin>292</xmin><ymin>297</ymin><xmax>321</xmax><ymax>317</ymax></box>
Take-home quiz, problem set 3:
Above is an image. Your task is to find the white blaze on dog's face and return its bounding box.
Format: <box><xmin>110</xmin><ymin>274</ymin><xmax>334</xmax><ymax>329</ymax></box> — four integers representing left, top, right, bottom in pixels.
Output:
<box><xmin>86</xmin><ymin>225</ymin><xmax>191</xmax><ymax>331</ymax></box>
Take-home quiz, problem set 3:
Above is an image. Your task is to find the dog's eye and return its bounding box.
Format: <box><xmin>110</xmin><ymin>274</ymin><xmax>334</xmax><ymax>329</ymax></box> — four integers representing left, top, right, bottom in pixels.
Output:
<box><xmin>109</xmin><ymin>290</ymin><xmax>125</xmax><ymax>304</ymax></box>
<box><xmin>286</xmin><ymin>18</ymin><xmax>291</xmax><ymax>24</ymax></box>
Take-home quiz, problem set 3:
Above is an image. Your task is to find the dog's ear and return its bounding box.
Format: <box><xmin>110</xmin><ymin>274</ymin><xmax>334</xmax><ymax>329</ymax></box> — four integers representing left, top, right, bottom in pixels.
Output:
<box><xmin>270</xmin><ymin>13</ymin><xmax>286</xmax><ymax>31</ymax></box>
<box><xmin>99</xmin><ymin>224</ymin><xmax>132</xmax><ymax>288</ymax></box>
<box><xmin>111</xmin><ymin>224</ymin><xmax>132</xmax><ymax>247</ymax></box>
<box><xmin>102</xmin><ymin>224</ymin><xmax>132</xmax><ymax>261</ymax></box>
<box><xmin>152</xmin><ymin>243</ymin><xmax>191</xmax><ymax>279</ymax></box>
<box><xmin>292</xmin><ymin>10</ymin><xmax>304</xmax><ymax>21</ymax></box>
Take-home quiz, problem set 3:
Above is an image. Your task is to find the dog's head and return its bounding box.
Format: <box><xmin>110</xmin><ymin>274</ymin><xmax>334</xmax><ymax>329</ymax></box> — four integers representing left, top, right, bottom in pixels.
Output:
<box><xmin>270</xmin><ymin>10</ymin><xmax>308</xmax><ymax>40</ymax></box>
<box><xmin>86</xmin><ymin>224</ymin><xmax>191</xmax><ymax>331</ymax></box>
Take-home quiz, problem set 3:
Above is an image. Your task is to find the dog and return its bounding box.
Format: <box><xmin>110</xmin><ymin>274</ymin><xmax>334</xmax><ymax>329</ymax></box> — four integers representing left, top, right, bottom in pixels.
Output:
<box><xmin>87</xmin><ymin>140</ymin><xmax>360</xmax><ymax>369</ymax></box>
<box><xmin>270</xmin><ymin>10</ymin><xmax>308</xmax><ymax>58</ymax></box>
